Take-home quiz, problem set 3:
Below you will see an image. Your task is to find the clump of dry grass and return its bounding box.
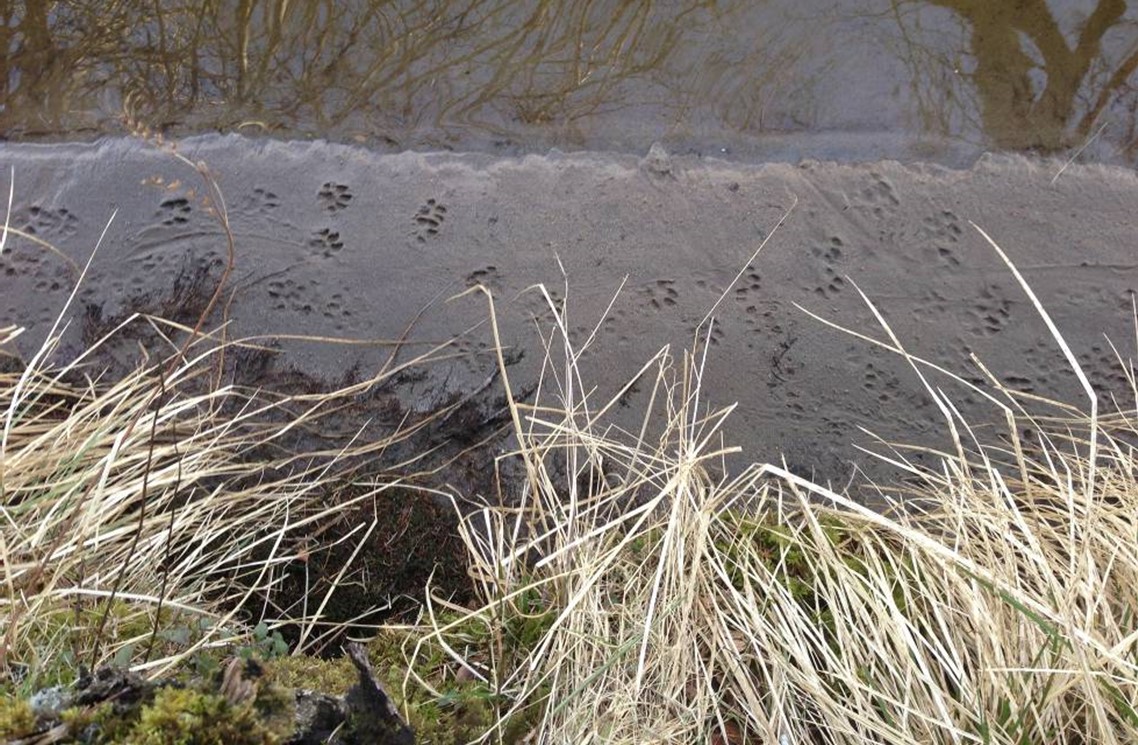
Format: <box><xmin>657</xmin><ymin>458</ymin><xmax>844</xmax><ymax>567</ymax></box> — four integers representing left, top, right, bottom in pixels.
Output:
<box><xmin>415</xmin><ymin>229</ymin><xmax>1138</xmax><ymax>744</ymax></box>
<box><xmin>0</xmin><ymin>266</ymin><xmax>469</xmax><ymax>692</ymax></box>
<box><xmin>0</xmin><ymin>318</ymin><xmax>405</xmax><ymax>686</ymax></box>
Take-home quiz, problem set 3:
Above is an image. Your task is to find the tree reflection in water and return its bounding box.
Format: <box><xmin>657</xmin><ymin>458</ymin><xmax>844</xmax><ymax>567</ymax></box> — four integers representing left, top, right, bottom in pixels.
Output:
<box><xmin>0</xmin><ymin>1</ymin><xmax>1136</xmax><ymax>162</ymax></box>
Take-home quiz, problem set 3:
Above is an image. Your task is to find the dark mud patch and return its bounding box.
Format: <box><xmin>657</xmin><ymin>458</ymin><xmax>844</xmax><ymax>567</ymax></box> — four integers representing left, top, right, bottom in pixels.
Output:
<box><xmin>264</xmin><ymin>482</ymin><xmax>474</xmax><ymax>653</ymax></box>
<box><xmin>82</xmin><ymin>256</ymin><xmax>223</xmax><ymax>345</ymax></box>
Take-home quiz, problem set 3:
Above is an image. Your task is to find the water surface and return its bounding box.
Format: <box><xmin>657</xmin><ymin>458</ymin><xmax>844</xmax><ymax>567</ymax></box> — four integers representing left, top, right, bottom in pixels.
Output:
<box><xmin>3</xmin><ymin>1</ymin><xmax>1137</xmax><ymax>163</ymax></box>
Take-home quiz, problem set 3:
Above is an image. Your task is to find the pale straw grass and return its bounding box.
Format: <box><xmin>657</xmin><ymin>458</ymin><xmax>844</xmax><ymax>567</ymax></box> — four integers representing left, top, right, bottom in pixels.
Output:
<box><xmin>0</xmin><ymin>295</ymin><xmax>458</xmax><ymax>688</ymax></box>
<box><xmin>412</xmin><ymin>226</ymin><xmax>1138</xmax><ymax>744</ymax></box>
<box><xmin>6</xmin><ymin>331</ymin><xmax>366</xmax><ymax>681</ymax></box>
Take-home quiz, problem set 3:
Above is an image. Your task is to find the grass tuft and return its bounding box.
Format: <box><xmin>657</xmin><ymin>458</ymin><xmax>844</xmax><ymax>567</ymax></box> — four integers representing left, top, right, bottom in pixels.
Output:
<box><xmin>411</xmin><ymin>231</ymin><xmax>1138</xmax><ymax>744</ymax></box>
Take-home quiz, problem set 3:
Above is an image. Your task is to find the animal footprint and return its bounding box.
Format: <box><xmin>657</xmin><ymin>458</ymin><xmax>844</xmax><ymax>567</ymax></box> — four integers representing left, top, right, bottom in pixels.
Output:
<box><xmin>809</xmin><ymin>237</ymin><xmax>846</xmax><ymax>298</ymax></box>
<box><xmin>910</xmin><ymin>288</ymin><xmax>950</xmax><ymax>322</ymax></box>
<box><xmin>243</xmin><ymin>187</ymin><xmax>280</xmax><ymax>213</ymax></box>
<box><xmin>692</xmin><ymin>321</ymin><xmax>724</xmax><ymax>347</ymax></box>
<box><xmin>30</xmin><ymin>274</ymin><xmax>64</xmax><ymax>293</ymax></box>
<box><xmin>318</xmin><ymin>183</ymin><xmax>353</xmax><ymax>212</ymax></box>
<box><xmin>922</xmin><ymin>210</ymin><xmax>963</xmax><ymax>266</ymax></box>
<box><xmin>922</xmin><ymin>210</ymin><xmax>962</xmax><ymax>241</ymax></box>
<box><xmin>266</xmin><ymin>278</ymin><xmax>314</xmax><ymax>314</ymax></box>
<box><xmin>465</xmin><ymin>266</ymin><xmax>499</xmax><ymax>288</ymax></box>
<box><xmin>19</xmin><ymin>205</ymin><xmax>79</xmax><ymax>238</ymax></box>
<box><xmin>811</xmin><ymin>237</ymin><xmax>844</xmax><ymax>263</ymax></box>
<box><xmin>308</xmin><ymin>228</ymin><xmax>344</xmax><ymax>258</ymax></box>
<box><xmin>640</xmin><ymin>279</ymin><xmax>679</xmax><ymax>310</ymax></box>
<box><xmin>523</xmin><ymin>286</ymin><xmax>565</xmax><ymax>321</ymax></box>
<box><xmin>1002</xmin><ymin>375</ymin><xmax>1035</xmax><ymax>393</ymax></box>
<box><xmin>936</xmin><ymin>247</ymin><xmax>960</xmax><ymax>266</ymax></box>
<box><xmin>322</xmin><ymin>293</ymin><xmax>353</xmax><ymax>329</ymax></box>
<box><xmin>1077</xmin><ymin>344</ymin><xmax>1130</xmax><ymax>394</ymax></box>
<box><xmin>966</xmin><ymin>284</ymin><xmax>1012</xmax><ymax>337</ymax></box>
<box><xmin>814</xmin><ymin>275</ymin><xmax>845</xmax><ymax>298</ymax></box>
<box><xmin>860</xmin><ymin>173</ymin><xmax>900</xmax><ymax>218</ymax></box>
<box><xmin>732</xmin><ymin>270</ymin><xmax>763</xmax><ymax>301</ymax></box>
<box><xmin>863</xmin><ymin>362</ymin><xmax>902</xmax><ymax>403</ymax></box>
<box><xmin>413</xmin><ymin>199</ymin><xmax>447</xmax><ymax>242</ymax></box>
<box><xmin>158</xmin><ymin>198</ymin><xmax>192</xmax><ymax>226</ymax></box>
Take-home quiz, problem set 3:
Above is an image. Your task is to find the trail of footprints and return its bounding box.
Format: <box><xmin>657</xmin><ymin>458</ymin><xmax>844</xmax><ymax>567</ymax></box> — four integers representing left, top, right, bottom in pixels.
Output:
<box><xmin>1079</xmin><ymin>343</ymin><xmax>1131</xmax><ymax>394</ymax></box>
<box><xmin>730</xmin><ymin>270</ymin><xmax>786</xmax><ymax>348</ymax></box>
<box><xmin>1</xmin><ymin>205</ymin><xmax>77</xmax><ymax>296</ymax></box>
<box><xmin>810</xmin><ymin>238</ymin><xmax>845</xmax><ymax>298</ymax></box>
<box><xmin>18</xmin><ymin>205</ymin><xmax>79</xmax><ymax>239</ymax></box>
<box><xmin>992</xmin><ymin>339</ymin><xmax>1130</xmax><ymax>402</ymax></box>
<box><xmin>920</xmin><ymin>209</ymin><xmax>963</xmax><ymax>267</ymax></box>
<box><xmin>619</xmin><ymin>272</ymin><xmax>804</xmax><ymax>353</ymax></box>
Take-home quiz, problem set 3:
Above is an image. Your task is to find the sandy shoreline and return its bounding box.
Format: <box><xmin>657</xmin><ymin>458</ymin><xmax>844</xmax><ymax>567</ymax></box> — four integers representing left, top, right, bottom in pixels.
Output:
<box><xmin>1</xmin><ymin>136</ymin><xmax>1135</xmax><ymax>488</ymax></box>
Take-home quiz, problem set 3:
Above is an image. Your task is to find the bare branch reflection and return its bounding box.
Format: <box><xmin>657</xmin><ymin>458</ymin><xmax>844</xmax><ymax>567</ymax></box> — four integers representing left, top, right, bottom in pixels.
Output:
<box><xmin>0</xmin><ymin>0</ymin><xmax>819</xmax><ymax>150</ymax></box>
<box><xmin>2</xmin><ymin>1</ymin><xmax>1136</xmax><ymax>161</ymax></box>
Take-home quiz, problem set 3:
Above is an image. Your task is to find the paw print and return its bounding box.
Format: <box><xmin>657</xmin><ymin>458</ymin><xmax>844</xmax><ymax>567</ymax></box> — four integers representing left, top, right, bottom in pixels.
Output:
<box><xmin>19</xmin><ymin>205</ymin><xmax>79</xmax><ymax>238</ymax></box>
<box><xmin>266</xmin><ymin>278</ymin><xmax>314</xmax><ymax>314</ymax></box>
<box><xmin>639</xmin><ymin>279</ymin><xmax>679</xmax><ymax>311</ymax></box>
<box><xmin>159</xmin><ymin>198</ymin><xmax>192</xmax><ymax>226</ymax></box>
<box><xmin>249</xmin><ymin>187</ymin><xmax>280</xmax><ymax>212</ymax></box>
<box><xmin>318</xmin><ymin>183</ymin><xmax>353</xmax><ymax>212</ymax></box>
<box><xmin>966</xmin><ymin>284</ymin><xmax>1012</xmax><ymax>337</ymax></box>
<box><xmin>413</xmin><ymin>199</ymin><xmax>447</xmax><ymax>242</ymax></box>
<box><xmin>809</xmin><ymin>237</ymin><xmax>846</xmax><ymax>298</ymax></box>
<box><xmin>465</xmin><ymin>266</ymin><xmax>499</xmax><ymax>288</ymax></box>
<box><xmin>308</xmin><ymin>228</ymin><xmax>344</xmax><ymax>258</ymax></box>
<box><xmin>732</xmin><ymin>270</ymin><xmax>763</xmax><ymax>301</ymax></box>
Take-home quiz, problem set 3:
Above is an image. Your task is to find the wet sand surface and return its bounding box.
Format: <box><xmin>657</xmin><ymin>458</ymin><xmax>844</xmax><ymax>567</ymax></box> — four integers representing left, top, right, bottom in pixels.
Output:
<box><xmin>1</xmin><ymin>136</ymin><xmax>1135</xmax><ymax>491</ymax></box>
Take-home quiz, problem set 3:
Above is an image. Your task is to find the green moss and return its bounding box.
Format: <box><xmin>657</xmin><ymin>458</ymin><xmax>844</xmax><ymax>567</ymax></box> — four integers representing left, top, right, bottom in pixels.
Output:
<box><xmin>0</xmin><ymin>696</ymin><xmax>36</xmax><ymax>739</ymax></box>
<box><xmin>124</xmin><ymin>686</ymin><xmax>285</xmax><ymax>745</ymax></box>
<box><xmin>2</xmin><ymin>657</ymin><xmax>298</xmax><ymax>744</ymax></box>
<box><xmin>365</xmin><ymin>626</ymin><xmax>502</xmax><ymax>744</ymax></box>
<box><xmin>265</xmin><ymin>654</ymin><xmax>356</xmax><ymax>696</ymax></box>
<box><xmin>502</xmin><ymin>586</ymin><xmax>557</xmax><ymax>654</ymax></box>
<box><xmin>71</xmin><ymin>698</ymin><xmax>139</xmax><ymax>743</ymax></box>
<box><xmin>719</xmin><ymin>511</ymin><xmax>875</xmax><ymax>607</ymax></box>
<box><xmin>377</xmin><ymin>619</ymin><xmax>550</xmax><ymax>743</ymax></box>
<box><xmin>259</xmin><ymin>626</ymin><xmax>512</xmax><ymax>744</ymax></box>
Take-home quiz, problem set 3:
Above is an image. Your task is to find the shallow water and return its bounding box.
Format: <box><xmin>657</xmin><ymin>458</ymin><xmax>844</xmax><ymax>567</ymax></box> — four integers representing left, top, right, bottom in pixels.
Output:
<box><xmin>3</xmin><ymin>1</ymin><xmax>1137</xmax><ymax>164</ymax></box>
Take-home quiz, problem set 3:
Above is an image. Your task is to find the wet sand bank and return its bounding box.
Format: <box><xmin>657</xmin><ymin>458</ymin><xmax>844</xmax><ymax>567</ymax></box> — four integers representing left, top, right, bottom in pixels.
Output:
<box><xmin>2</xmin><ymin>136</ymin><xmax>1135</xmax><ymax>489</ymax></box>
